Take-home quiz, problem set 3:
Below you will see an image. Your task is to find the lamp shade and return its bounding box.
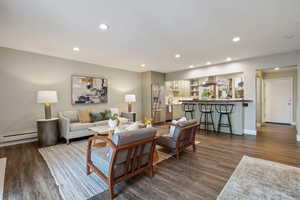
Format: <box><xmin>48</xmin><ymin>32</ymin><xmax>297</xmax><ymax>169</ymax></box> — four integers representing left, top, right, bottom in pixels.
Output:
<box><xmin>125</xmin><ymin>94</ymin><xmax>136</xmax><ymax>103</ymax></box>
<box><xmin>37</xmin><ymin>90</ymin><xmax>58</xmax><ymax>104</ymax></box>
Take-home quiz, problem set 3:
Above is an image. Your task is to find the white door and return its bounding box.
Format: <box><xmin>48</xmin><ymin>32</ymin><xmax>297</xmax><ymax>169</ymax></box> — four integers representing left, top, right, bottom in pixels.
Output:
<box><xmin>264</xmin><ymin>77</ymin><xmax>293</xmax><ymax>124</ymax></box>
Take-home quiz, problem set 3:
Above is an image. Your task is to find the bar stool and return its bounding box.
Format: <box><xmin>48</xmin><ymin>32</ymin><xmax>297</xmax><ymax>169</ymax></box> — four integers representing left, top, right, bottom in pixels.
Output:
<box><xmin>182</xmin><ymin>103</ymin><xmax>196</xmax><ymax>120</ymax></box>
<box><xmin>198</xmin><ymin>103</ymin><xmax>215</xmax><ymax>133</ymax></box>
<box><xmin>215</xmin><ymin>104</ymin><xmax>234</xmax><ymax>135</ymax></box>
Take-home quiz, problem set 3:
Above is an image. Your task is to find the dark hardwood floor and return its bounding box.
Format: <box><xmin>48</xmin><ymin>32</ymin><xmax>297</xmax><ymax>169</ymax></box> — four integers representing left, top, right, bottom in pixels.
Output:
<box><xmin>1</xmin><ymin>123</ymin><xmax>299</xmax><ymax>200</ymax></box>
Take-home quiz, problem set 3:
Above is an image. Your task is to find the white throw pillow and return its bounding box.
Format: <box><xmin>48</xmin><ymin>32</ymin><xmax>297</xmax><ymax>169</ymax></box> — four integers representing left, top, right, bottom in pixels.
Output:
<box><xmin>169</xmin><ymin>117</ymin><xmax>187</xmax><ymax>137</ymax></box>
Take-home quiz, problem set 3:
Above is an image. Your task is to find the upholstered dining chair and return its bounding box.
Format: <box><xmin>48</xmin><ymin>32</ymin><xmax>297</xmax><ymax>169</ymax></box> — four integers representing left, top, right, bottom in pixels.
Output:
<box><xmin>87</xmin><ymin>127</ymin><xmax>157</xmax><ymax>200</ymax></box>
<box><xmin>156</xmin><ymin>120</ymin><xmax>199</xmax><ymax>160</ymax></box>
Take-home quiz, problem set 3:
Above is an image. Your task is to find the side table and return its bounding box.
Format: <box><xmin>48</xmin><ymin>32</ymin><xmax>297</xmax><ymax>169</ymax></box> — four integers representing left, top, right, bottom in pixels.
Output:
<box><xmin>37</xmin><ymin>118</ymin><xmax>59</xmax><ymax>147</ymax></box>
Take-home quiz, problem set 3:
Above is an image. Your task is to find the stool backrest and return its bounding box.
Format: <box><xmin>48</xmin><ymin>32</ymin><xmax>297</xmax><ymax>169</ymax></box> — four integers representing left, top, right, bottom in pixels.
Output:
<box><xmin>198</xmin><ymin>103</ymin><xmax>214</xmax><ymax>112</ymax></box>
<box><xmin>182</xmin><ymin>103</ymin><xmax>195</xmax><ymax>111</ymax></box>
<box><xmin>215</xmin><ymin>104</ymin><xmax>234</xmax><ymax>113</ymax></box>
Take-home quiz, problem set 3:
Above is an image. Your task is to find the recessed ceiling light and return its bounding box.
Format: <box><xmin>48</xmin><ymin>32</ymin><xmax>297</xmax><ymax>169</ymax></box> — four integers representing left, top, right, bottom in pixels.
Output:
<box><xmin>73</xmin><ymin>46</ymin><xmax>80</xmax><ymax>52</ymax></box>
<box><xmin>140</xmin><ymin>64</ymin><xmax>146</xmax><ymax>67</ymax></box>
<box><xmin>189</xmin><ymin>65</ymin><xmax>195</xmax><ymax>68</ymax></box>
<box><xmin>174</xmin><ymin>54</ymin><xmax>181</xmax><ymax>58</ymax></box>
<box><xmin>226</xmin><ymin>57</ymin><xmax>232</xmax><ymax>61</ymax></box>
<box><xmin>206</xmin><ymin>61</ymin><xmax>211</xmax><ymax>65</ymax></box>
<box><xmin>274</xmin><ymin>67</ymin><xmax>280</xmax><ymax>70</ymax></box>
<box><xmin>232</xmin><ymin>36</ymin><xmax>240</xmax><ymax>42</ymax></box>
<box><xmin>99</xmin><ymin>24</ymin><xmax>109</xmax><ymax>30</ymax></box>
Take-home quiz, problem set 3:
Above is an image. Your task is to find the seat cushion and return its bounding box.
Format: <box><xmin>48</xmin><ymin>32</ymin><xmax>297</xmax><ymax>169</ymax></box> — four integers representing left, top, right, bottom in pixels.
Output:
<box><xmin>93</xmin><ymin>120</ymin><xmax>108</xmax><ymax>126</ymax></box>
<box><xmin>119</xmin><ymin>117</ymin><xmax>129</xmax><ymax>124</ymax></box>
<box><xmin>157</xmin><ymin>136</ymin><xmax>177</xmax><ymax>148</ymax></box>
<box><xmin>69</xmin><ymin>122</ymin><xmax>95</xmax><ymax>131</ymax></box>
<box><xmin>63</xmin><ymin>111</ymin><xmax>79</xmax><ymax>122</ymax></box>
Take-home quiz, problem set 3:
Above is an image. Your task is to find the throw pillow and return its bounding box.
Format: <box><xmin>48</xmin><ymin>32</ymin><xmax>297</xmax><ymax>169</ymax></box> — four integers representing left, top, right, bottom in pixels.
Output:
<box><xmin>79</xmin><ymin>109</ymin><xmax>92</xmax><ymax>123</ymax></box>
<box><xmin>101</xmin><ymin>110</ymin><xmax>111</xmax><ymax>120</ymax></box>
<box><xmin>90</xmin><ymin>112</ymin><xmax>104</xmax><ymax>122</ymax></box>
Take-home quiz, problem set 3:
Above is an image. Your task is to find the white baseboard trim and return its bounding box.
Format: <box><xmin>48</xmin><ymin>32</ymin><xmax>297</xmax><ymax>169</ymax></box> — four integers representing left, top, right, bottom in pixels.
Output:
<box><xmin>0</xmin><ymin>138</ymin><xmax>37</xmax><ymax>147</ymax></box>
<box><xmin>297</xmin><ymin>135</ymin><xmax>300</xmax><ymax>142</ymax></box>
<box><xmin>244</xmin><ymin>129</ymin><xmax>257</xmax><ymax>135</ymax></box>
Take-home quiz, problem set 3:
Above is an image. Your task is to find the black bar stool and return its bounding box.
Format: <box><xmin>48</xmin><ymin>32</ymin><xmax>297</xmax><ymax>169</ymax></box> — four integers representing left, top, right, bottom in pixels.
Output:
<box><xmin>182</xmin><ymin>103</ymin><xmax>196</xmax><ymax>120</ymax></box>
<box><xmin>198</xmin><ymin>103</ymin><xmax>215</xmax><ymax>133</ymax></box>
<box><xmin>215</xmin><ymin>104</ymin><xmax>234</xmax><ymax>135</ymax></box>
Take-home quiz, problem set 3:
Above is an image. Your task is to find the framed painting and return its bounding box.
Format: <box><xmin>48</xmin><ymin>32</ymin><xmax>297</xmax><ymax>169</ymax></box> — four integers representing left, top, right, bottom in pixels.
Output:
<box><xmin>71</xmin><ymin>75</ymin><xmax>108</xmax><ymax>104</ymax></box>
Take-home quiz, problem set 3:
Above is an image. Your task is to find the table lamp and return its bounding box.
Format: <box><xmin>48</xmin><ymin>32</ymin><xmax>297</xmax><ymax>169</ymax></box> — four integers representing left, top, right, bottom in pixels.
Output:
<box><xmin>125</xmin><ymin>94</ymin><xmax>136</xmax><ymax>113</ymax></box>
<box><xmin>37</xmin><ymin>90</ymin><xmax>58</xmax><ymax>119</ymax></box>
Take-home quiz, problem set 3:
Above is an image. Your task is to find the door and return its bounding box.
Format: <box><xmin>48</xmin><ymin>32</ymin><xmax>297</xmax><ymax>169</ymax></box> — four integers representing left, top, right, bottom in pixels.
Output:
<box><xmin>264</xmin><ymin>77</ymin><xmax>293</xmax><ymax>124</ymax></box>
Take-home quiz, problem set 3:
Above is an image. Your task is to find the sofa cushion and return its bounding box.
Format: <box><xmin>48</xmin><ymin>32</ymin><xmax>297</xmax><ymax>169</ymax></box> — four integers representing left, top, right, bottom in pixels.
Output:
<box><xmin>93</xmin><ymin>120</ymin><xmax>108</xmax><ymax>127</ymax></box>
<box><xmin>63</xmin><ymin>111</ymin><xmax>79</xmax><ymax>122</ymax></box>
<box><xmin>79</xmin><ymin>109</ymin><xmax>92</xmax><ymax>123</ymax></box>
<box><xmin>119</xmin><ymin>117</ymin><xmax>129</xmax><ymax>124</ymax></box>
<box><xmin>69</xmin><ymin>122</ymin><xmax>95</xmax><ymax>131</ymax></box>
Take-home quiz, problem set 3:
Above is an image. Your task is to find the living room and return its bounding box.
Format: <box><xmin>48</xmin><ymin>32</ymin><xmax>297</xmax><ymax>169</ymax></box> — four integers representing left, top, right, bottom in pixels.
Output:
<box><xmin>1</xmin><ymin>1</ymin><xmax>300</xmax><ymax>200</ymax></box>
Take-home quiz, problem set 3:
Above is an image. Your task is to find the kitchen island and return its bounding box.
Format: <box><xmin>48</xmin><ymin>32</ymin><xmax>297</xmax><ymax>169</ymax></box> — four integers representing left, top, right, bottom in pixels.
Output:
<box><xmin>180</xmin><ymin>99</ymin><xmax>253</xmax><ymax>135</ymax></box>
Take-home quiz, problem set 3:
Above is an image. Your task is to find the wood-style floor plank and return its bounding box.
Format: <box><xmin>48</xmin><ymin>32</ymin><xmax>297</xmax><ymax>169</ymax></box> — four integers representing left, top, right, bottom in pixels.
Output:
<box><xmin>0</xmin><ymin>123</ymin><xmax>299</xmax><ymax>200</ymax></box>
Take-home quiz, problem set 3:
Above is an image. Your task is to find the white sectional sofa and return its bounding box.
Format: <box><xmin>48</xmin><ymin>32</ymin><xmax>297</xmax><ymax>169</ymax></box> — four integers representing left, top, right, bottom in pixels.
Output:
<box><xmin>58</xmin><ymin>110</ymin><xmax>129</xmax><ymax>144</ymax></box>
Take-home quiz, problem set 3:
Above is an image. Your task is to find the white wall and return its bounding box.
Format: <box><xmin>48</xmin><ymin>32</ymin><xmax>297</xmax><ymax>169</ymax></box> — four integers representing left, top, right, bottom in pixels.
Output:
<box><xmin>0</xmin><ymin>47</ymin><xmax>142</xmax><ymax>136</ymax></box>
<box><xmin>167</xmin><ymin>50</ymin><xmax>300</xmax><ymax>137</ymax></box>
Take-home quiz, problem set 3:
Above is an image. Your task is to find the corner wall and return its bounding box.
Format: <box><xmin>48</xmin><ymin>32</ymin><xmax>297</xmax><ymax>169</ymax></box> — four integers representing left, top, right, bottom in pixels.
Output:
<box><xmin>166</xmin><ymin>50</ymin><xmax>300</xmax><ymax>136</ymax></box>
<box><xmin>0</xmin><ymin>47</ymin><xmax>142</xmax><ymax>137</ymax></box>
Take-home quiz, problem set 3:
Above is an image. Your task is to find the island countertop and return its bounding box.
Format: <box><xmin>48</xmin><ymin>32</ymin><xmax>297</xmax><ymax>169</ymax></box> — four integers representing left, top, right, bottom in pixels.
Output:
<box><xmin>180</xmin><ymin>99</ymin><xmax>253</xmax><ymax>103</ymax></box>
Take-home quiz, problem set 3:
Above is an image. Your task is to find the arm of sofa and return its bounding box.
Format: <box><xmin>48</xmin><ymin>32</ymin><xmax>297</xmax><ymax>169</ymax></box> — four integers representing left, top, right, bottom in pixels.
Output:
<box><xmin>120</xmin><ymin>112</ymin><xmax>136</xmax><ymax>122</ymax></box>
<box><xmin>59</xmin><ymin>113</ymin><xmax>70</xmax><ymax>139</ymax></box>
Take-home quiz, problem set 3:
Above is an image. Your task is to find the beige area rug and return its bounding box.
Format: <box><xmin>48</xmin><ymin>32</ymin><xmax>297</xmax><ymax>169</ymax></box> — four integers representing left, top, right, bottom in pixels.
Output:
<box><xmin>218</xmin><ymin>156</ymin><xmax>300</xmax><ymax>200</ymax></box>
<box><xmin>0</xmin><ymin>158</ymin><xmax>6</xmax><ymax>200</ymax></box>
<box><xmin>39</xmin><ymin>140</ymin><xmax>196</xmax><ymax>200</ymax></box>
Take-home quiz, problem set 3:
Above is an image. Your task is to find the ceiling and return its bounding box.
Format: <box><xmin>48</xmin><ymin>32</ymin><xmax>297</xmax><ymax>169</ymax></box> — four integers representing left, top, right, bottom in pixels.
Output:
<box><xmin>1</xmin><ymin>0</ymin><xmax>300</xmax><ymax>73</ymax></box>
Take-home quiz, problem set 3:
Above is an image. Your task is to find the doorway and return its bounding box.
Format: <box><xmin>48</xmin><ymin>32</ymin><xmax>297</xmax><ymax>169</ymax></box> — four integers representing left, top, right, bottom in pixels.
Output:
<box><xmin>256</xmin><ymin>66</ymin><xmax>298</xmax><ymax>127</ymax></box>
<box><xmin>264</xmin><ymin>77</ymin><xmax>293</xmax><ymax>124</ymax></box>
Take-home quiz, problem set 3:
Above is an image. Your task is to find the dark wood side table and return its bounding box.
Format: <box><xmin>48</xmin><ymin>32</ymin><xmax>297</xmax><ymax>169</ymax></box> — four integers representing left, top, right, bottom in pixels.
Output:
<box><xmin>37</xmin><ymin>118</ymin><xmax>59</xmax><ymax>147</ymax></box>
<box><xmin>121</xmin><ymin>112</ymin><xmax>136</xmax><ymax>122</ymax></box>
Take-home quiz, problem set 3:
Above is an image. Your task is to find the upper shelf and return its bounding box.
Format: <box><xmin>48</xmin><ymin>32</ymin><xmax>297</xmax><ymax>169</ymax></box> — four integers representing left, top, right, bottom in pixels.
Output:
<box><xmin>180</xmin><ymin>99</ymin><xmax>253</xmax><ymax>103</ymax></box>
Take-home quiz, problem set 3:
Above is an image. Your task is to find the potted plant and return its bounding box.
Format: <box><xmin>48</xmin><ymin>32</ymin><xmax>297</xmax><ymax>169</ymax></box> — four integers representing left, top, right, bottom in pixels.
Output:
<box><xmin>108</xmin><ymin>113</ymin><xmax>120</xmax><ymax>129</ymax></box>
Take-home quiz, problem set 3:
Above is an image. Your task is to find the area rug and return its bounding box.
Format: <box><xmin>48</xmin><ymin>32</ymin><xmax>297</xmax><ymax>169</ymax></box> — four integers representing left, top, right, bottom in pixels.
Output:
<box><xmin>0</xmin><ymin>158</ymin><xmax>7</xmax><ymax>200</ymax></box>
<box><xmin>217</xmin><ymin>156</ymin><xmax>300</xmax><ymax>200</ymax></box>
<box><xmin>39</xmin><ymin>140</ymin><xmax>192</xmax><ymax>200</ymax></box>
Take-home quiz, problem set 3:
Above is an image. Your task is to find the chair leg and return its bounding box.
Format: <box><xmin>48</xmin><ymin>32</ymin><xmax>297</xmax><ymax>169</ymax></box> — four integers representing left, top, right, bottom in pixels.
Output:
<box><xmin>227</xmin><ymin>114</ymin><xmax>233</xmax><ymax>136</ymax></box>
<box><xmin>193</xmin><ymin>143</ymin><xmax>196</xmax><ymax>152</ymax></box>
<box><xmin>86</xmin><ymin>165</ymin><xmax>91</xmax><ymax>175</ymax></box>
<box><xmin>66</xmin><ymin>139</ymin><xmax>70</xmax><ymax>145</ymax></box>
<box><xmin>217</xmin><ymin>114</ymin><xmax>222</xmax><ymax>132</ymax></box>
<box><xmin>176</xmin><ymin>149</ymin><xmax>180</xmax><ymax>160</ymax></box>
<box><xmin>108</xmin><ymin>184</ymin><xmax>114</xmax><ymax>200</ymax></box>
<box><xmin>148</xmin><ymin>165</ymin><xmax>154</xmax><ymax>177</ymax></box>
<box><xmin>210</xmin><ymin>113</ymin><xmax>215</xmax><ymax>132</ymax></box>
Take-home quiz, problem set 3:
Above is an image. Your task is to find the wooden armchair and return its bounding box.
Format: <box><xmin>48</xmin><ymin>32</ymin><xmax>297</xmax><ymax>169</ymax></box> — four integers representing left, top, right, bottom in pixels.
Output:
<box><xmin>87</xmin><ymin>128</ymin><xmax>157</xmax><ymax>200</ymax></box>
<box><xmin>156</xmin><ymin>120</ymin><xmax>199</xmax><ymax>160</ymax></box>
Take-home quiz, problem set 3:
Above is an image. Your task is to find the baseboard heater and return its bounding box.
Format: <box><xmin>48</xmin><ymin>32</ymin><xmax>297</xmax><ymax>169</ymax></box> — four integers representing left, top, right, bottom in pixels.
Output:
<box><xmin>1</xmin><ymin>131</ymin><xmax>37</xmax><ymax>145</ymax></box>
